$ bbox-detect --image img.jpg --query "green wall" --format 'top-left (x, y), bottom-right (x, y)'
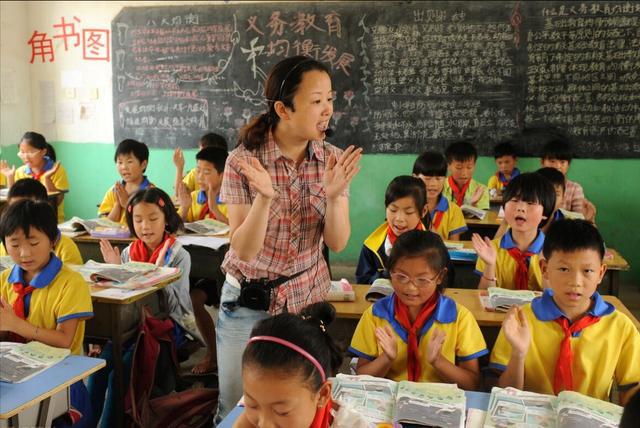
top-left (1, 142), bottom-right (638, 286)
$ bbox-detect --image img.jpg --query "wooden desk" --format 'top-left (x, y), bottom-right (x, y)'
top-left (0, 356), bottom-right (105, 426)
top-left (85, 272), bottom-right (180, 428)
top-left (332, 285), bottom-right (640, 331)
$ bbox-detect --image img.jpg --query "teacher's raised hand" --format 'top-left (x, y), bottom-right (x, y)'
top-left (324, 145), bottom-right (363, 200)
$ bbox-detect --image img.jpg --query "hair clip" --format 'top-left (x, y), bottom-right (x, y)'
top-left (127, 204), bottom-right (133, 213)
top-left (158, 198), bottom-right (165, 208)
top-left (318, 320), bottom-right (326, 333)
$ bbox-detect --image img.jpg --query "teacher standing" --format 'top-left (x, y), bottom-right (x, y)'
top-left (215, 56), bottom-right (362, 421)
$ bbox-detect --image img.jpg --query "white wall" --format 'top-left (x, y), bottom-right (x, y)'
top-left (1, 1), bottom-right (231, 145)
top-left (1, 1), bottom-right (32, 147)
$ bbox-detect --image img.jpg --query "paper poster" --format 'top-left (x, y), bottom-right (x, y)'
top-left (61, 69), bottom-right (83, 88)
top-left (0, 69), bottom-right (17, 104)
top-left (39, 80), bottom-right (56, 125)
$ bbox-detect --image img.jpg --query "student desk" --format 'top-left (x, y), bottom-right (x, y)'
top-left (218, 390), bottom-right (490, 427)
top-left (72, 234), bottom-right (229, 287)
top-left (462, 210), bottom-right (502, 239)
top-left (0, 355), bottom-right (105, 427)
top-left (448, 241), bottom-right (630, 296)
top-left (332, 285), bottom-right (639, 329)
top-left (84, 272), bottom-right (180, 428)
top-left (0, 190), bottom-right (64, 216)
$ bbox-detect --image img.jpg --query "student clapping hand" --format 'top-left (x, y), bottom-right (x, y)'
top-left (375, 325), bottom-right (398, 362)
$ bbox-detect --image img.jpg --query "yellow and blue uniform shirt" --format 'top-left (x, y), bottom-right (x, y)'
top-left (182, 168), bottom-right (197, 193)
top-left (443, 178), bottom-right (489, 210)
top-left (349, 293), bottom-right (488, 382)
top-left (182, 190), bottom-right (228, 223)
top-left (0, 231), bottom-right (82, 265)
top-left (98, 176), bottom-right (152, 225)
top-left (487, 168), bottom-right (521, 192)
top-left (475, 230), bottom-right (545, 291)
top-left (429, 195), bottom-right (468, 240)
top-left (490, 289), bottom-right (640, 400)
top-left (356, 223), bottom-right (391, 285)
top-left (14, 159), bottom-right (69, 223)
top-left (0, 255), bottom-right (93, 355)
top-left (0, 174), bottom-right (6, 187)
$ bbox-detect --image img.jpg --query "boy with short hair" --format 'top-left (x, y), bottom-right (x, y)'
top-left (177, 147), bottom-right (228, 224)
top-left (0, 178), bottom-right (82, 265)
top-left (488, 141), bottom-right (520, 195)
top-left (473, 173), bottom-right (555, 290)
top-left (98, 139), bottom-right (153, 224)
top-left (540, 137), bottom-right (596, 221)
top-left (442, 140), bottom-right (490, 210)
top-left (536, 167), bottom-right (568, 233)
top-left (413, 151), bottom-right (467, 241)
top-left (173, 132), bottom-right (228, 195)
top-left (489, 219), bottom-right (640, 404)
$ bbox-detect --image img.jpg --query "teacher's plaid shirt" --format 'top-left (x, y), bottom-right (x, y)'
top-left (220, 133), bottom-right (347, 315)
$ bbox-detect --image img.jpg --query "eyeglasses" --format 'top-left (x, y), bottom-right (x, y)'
top-left (390, 271), bottom-right (442, 288)
top-left (17, 151), bottom-right (42, 157)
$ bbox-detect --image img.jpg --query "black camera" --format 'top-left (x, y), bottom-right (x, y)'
top-left (238, 279), bottom-right (274, 311)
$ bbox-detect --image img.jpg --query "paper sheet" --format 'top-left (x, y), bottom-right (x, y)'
top-left (177, 235), bottom-right (229, 250)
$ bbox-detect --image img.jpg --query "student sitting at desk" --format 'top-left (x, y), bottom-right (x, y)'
top-left (487, 141), bottom-right (520, 197)
top-left (540, 134), bottom-right (596, 223)
top-left (0, 178), bottom-right (82, 265)
top-left (489, 219), bottom-right (640, 403)
top-left (234, 302), bottom-right (367, 428)
top-left (473, 173), bottom-right (555, 291)
top-left (0, 131), bottom-right (69, 222)
top-left (413, 151), bottom-right (467, 241)
top-left (442, 140), bottom-right (489, 210)
top-left (177, 146), bottom-right (229, 224)
top-left (0, 200), bottom-right (94, 426)
top-left (173, 132), bottom-right (228, 196)
top-left (356, 176), bottom-right (428, 284)
top-left (98, 139), bottom-right (153, 225)
top-left (350, 230), bottom-right (487, 390)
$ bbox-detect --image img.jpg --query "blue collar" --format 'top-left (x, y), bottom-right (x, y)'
top-left (532, 288), bottom-right (614, 325)
top-left (430, 194), bottom-right (449, 216)
top-left (498, 168), bottom-right (520, 184)
top-left (500, 229), bottom-right (545, 254)
top-left (8, 254), bottom-right (63, 289)
top-left (120, 175), bottom-right (150, 189)
top-left (24, 156), bottom-right (54, 175)
top-left (196, 191), bottom-right (222, 205)
top-left (372, 293), bottom-right (457, 343)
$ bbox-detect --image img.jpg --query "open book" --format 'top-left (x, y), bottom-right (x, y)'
top-left (0, 255), bottom-right (13, 271)
top-left (332, 374), bottom-right (466, 427)
top-left (462, 204), bottom-right (487, 220)
top-left (479, 287), bottom-right (539, 312)
top-left (0, 341), bottom-right (70, 383)
top-left (326, 279), bottom-right (355, 302)
top-left (558, 208), bottom-right (585, 220)
top-left (183, 218), bottom-right (229, 236)
top-left (484, 387), bottom-right (622, 427)
top-left (365, 278), bottom-right (394, 302)
top-left (70, 260), bottom-right (179, 290)
top-left (58, 216), bottom-right (131, 238)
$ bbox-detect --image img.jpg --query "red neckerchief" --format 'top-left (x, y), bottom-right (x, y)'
top-left (431, 210), bottom-right (445, 231)
top-left (309, 397), bottom-right (333, 428)
top-left (393, 292), bottom-right (438, 382)
top-left (198, 203), bottom-right (216, 220)
top-left (129, 233), bottom-right (176, 264)
top-left (447, 176), bottom-right (470, 206)
top-left (10, 282), bottom-right (36, 342)
top-left (507, 247), bottom-right (535, 290)
top-left (386, 221), bottom-right (425, 246)
top-left (553, 315), bottom-right (601, 394)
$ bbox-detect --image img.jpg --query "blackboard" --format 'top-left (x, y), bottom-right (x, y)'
top-left (112, 1), bottom-right (640, 158)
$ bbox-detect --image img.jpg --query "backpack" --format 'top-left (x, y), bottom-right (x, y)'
top-left (125, 306), bottom-right (218, 428)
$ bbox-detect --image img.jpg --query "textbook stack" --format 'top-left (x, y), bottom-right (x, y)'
top-left (480, 287), bottom-right (539, 312)
top-left (331, 374), bottom-right (466, 427)
top-left (445, 241), bottom-right (478, 262)
top-left (70, 260), bottom-right (179, 290)
top-left (183, 218), bottom-right (230, 236)
top-left (484, 387), bottom-right (623, 428)
top-left (58, 216), bottom-right (130, 238)
top-left (0, 341), bottom-right (70, 383)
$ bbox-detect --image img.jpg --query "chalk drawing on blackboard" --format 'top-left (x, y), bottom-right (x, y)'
top-left (208, 14), bottom-right (240, 85)
top-left (233, 81), bottom-right (266, 107)
top-left (116, 23), bottom-right (128, 46)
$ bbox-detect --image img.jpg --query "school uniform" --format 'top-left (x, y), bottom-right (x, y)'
top-left (182, 168), bottom-right (197, 193)
top-left (0, 231), bottom-right (83, 265)
top-left (182, 190), bottom-right (228, 223)
top-left (443, 177), bottom-right (489, 210)
top-left (97, 176), bottom-right (152, 225)
top-left (0, 255), bottom-right (93, 355)
top-left (14, 159), bottom-right (69, 222)
top-left (475, 230), bottom-right (545, 291)
top-left (355, 223), bottom-right (391, 285)
top-left (487, 168), bottom-right (521, 192)
top-left (0, 174), bottom-right (6, 186)
top-left (429, 195), bottom-right (468, 240)
top-left (349, 293), bottom-right (488, 382)
top-left (490, 289), bottom-right (640, 400)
